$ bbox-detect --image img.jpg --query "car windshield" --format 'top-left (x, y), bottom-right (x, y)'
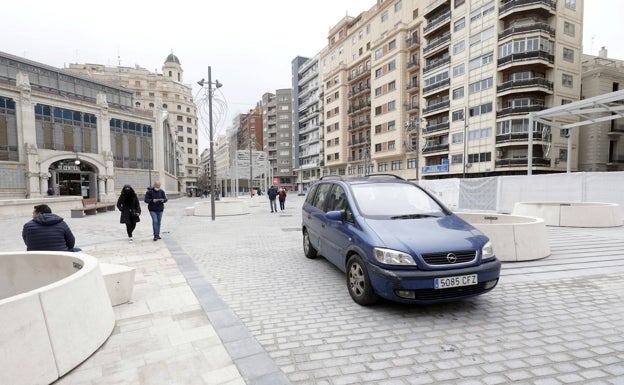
top-left (351, 183), bottom-right (446, 218)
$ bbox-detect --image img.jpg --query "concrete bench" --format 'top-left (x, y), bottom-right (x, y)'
top-left (99, 263), bottom-right (136, 306)
top-left (71, 198), bottom-right (115, 218)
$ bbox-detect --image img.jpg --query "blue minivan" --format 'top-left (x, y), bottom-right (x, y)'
top-left (302, 174), bottom-right (501, 305)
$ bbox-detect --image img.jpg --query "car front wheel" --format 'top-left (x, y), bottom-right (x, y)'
top-left (347, 255), bottom-right (378, 305)
top-left (303, 229), bottom-right (318, 259)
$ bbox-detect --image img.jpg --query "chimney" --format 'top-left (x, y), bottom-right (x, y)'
top-left (599, 46), bottom-right (608, 58)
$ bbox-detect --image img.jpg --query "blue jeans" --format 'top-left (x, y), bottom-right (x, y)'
top-left (269, 199), bottom-right (277, 212)
top-left (149, 210), bottom-right (163, 237)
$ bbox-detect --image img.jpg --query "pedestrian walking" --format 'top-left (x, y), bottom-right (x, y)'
top-left (117, 184), bottom-right (141, 243)
top-left (22, 204), bottom-right (81, 252)
top-left (267, 185), bottom-right (278, 213)
top-left (278, 188), bottom-right (287, 211)
top-left (145, 181), bottom-right (168, 241)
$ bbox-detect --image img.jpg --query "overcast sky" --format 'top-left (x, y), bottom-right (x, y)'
top-left (1, 1), bottom-right (618, 150)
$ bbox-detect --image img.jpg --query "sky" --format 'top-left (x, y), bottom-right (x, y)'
top-left (1, 0), bottom-right (619, 151)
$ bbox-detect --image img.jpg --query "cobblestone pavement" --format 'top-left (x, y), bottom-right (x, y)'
top-left (169, 195), bottom-right (624, 385)
top-left (3, 195), bottom-right (624, 385)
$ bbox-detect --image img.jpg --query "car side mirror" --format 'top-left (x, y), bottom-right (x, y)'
top-left (326, 210), bottom-right (344, 221)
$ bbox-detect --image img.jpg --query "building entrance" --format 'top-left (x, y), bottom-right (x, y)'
top-left (49, 159), bottom-right (97, 198)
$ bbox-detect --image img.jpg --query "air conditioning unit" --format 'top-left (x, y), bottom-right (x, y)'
top-left (465, 163), bottom-right (472, 168)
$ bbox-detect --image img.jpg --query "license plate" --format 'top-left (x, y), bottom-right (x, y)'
top-left (434, 274), bottom-right (478, 289)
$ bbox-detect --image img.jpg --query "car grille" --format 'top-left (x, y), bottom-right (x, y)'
top-left (414, 282), bottom-right (492, 300)
top-left (421, 250), bottom-right (476, 265)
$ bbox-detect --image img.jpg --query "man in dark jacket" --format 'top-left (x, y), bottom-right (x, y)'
top-left (145, 181), bottom-right (168, 241)
top-left (267, 185), bottom-right (278, 213)
top-left (22, 204), bottom-right (80, 251)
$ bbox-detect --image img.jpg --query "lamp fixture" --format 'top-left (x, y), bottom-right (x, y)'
top-left (74, 152), bottom-right (81, 165)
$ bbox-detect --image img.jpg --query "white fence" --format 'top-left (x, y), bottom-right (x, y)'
top-left (419, 171), bottom-right (624, 219)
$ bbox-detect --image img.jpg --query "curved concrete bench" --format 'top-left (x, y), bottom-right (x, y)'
top-left (0, 252), bottom-right (115, 385)
top-left (456, 212), bottom-right (551, 262)
top-left (194, 198), bottom-right (250, 216)
top-left (512, 202), bottom-right (622, 227)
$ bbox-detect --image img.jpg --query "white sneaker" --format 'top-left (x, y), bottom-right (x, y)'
top-left (129, 238), bottom-right (133, 243)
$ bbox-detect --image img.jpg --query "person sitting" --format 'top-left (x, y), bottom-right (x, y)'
top-left (22, 204), bottom-right (81, 252)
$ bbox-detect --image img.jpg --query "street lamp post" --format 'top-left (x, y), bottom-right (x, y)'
top-left (249, 128), bottom-right (253, 197)
top-left (198, 67), bottom-right (222, 221)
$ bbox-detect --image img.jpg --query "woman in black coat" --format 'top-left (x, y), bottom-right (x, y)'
top-left (117, 184), bottom-right (141, 242)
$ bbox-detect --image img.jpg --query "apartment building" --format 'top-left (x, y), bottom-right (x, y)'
top-left (238, 107), bottom-right (264, 192)
top-left (262, 89), bottom-right (295, 189)
top-left (67, 53), bottom-right (200, 193)
top-left (318, 0), bottom-right (583, 180)
top-left (580, 47), bottom-right (624, 171)
top-left (292, 55), bottom-right (323, 192)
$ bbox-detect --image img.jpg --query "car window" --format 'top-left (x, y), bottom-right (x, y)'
top-left (312, 183), bottom-right (332, 211)
top-left (305, 184), bottom-right (318, 205)
top-left (351, 183), bottom-right (445, 217)
top-left (327, 185), bottom-right (348, 212)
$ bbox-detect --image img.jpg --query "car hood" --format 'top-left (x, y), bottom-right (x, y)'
top-left (364, 214), bottom-right (487, 254)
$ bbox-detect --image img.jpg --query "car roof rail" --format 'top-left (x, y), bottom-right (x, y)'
top-left (363, 173), bottom-right (405, 181)
top-left (319, 175), bottom-right (344, 181)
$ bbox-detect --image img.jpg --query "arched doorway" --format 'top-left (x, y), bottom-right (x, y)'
top-left (49, 159), bottom-right (98, 198)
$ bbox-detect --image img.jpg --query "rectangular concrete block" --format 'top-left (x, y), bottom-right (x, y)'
top-left (100, 263), bottom-right (136, 306)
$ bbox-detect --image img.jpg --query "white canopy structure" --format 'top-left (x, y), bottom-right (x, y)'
top-left (528, 89), bottom-right (624, 175)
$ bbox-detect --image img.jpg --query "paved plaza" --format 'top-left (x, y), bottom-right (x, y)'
top-left (2, 195), bottom-right (624, 385)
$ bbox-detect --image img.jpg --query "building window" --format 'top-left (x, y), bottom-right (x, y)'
top-left (378, 162), bottom-right (388, 171)
top-left (565, 0), bottom-right (576, 10)
top-left (394, 0), bottom-right (402, 12)
top-left (562, 73), bottom-right (573, 88)
top-left (455, 0), bottom-right (465, 7)
top-left (375, 68), bottom-right (383, 78)
top-left (563, 47), bottom-right (574, 62)
top-left (468, 77), bottom-right (493, 93)
top-left (388, 141), bottom-right (395, 150)
top-left (388, 80), bottom-right (396, 91)
top-left (375, 48), bottom-right (383, 59)
top-left (453, 64), bottom-right (465, 77)
top-left (387, 101), bottom-right (396, 111)
top-left (452, 87), bottom-right (464, 100)
top-left (452, 132), bottom-right (464, 144)
top-left (564, 21), bottom-right (575, 37)
top-left (381, 11), bottom-right (388, 22)
top-left (454, 18), bottom-right (465, 32)
top-left (453, 40), bottom-right (465, 55)
top-left (388, 121), bottom-right (396, 131)
top-left (391, 160), bottom-right (402, 170)
top-left (375, 87), bottom-right (382, 96)
top-left (452, 109), bottom-right (464, 121)
top-left (388, 60), bottom-right (396, 71)
top-left (388, 39), bottom-right (396, 51)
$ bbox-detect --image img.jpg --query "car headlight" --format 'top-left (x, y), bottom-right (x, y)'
top-left (373, 247), bottom-right (416, 266)
top-left (482, 241), bottom-right (495, 261)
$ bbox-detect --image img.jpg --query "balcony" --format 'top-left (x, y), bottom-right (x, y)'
top-left (495, 131), bottom-right (544, 143)
top-left (423, 56), bottom-right (450, 74)
top-left (498, 23), bottom-right (555, 40)
top-left (423, 10), bottom-right (451, 36)
top-left (347, 137), bottom-right (369, 147)
top-left (423, 78), bottom-right (450, 95)
top-left (406, 80), bottom-right (420, 91)
top-left (499, 0), bottom-right (557, 18)
top-left (348, 85), bottom-right (371, 98)
top-left (497, 77), bottom-right (553, 93)
top-left (348, 119), bottom-right (371, 130)
top-left (347, 102), bottom-right (371, 114)
top-left (497, 50), bottom-right (554, 67)
top-left (407, 58), bottom-right (420, 70)
top-left (348, 155), bottom-right (368, 162)
top-left (423, 34), bottom-right (451, 55)
top-left (423, 121), bottom-right (450, 134)
top-left (348, 69), bottom-right (370, 83)
top-left (423, 99), bottom-right (450, 115)
top-left (496, 104), bottom-right (546, 118)
top-left (495, 157), bottom-right (550, 168)
top-left (422, 143), bottom-right (449, 154)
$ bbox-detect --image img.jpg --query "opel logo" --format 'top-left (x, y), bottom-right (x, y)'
top-left (446, 253), bottom-right (458, 264)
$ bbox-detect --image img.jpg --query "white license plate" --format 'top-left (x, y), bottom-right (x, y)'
top-left (434, 274), bottom-right (478, 289)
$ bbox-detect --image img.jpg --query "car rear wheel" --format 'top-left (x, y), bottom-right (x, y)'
top-left (347, 255), bottom-right (378, 305)
top-left (303, 229), bottom-right (318, 259)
